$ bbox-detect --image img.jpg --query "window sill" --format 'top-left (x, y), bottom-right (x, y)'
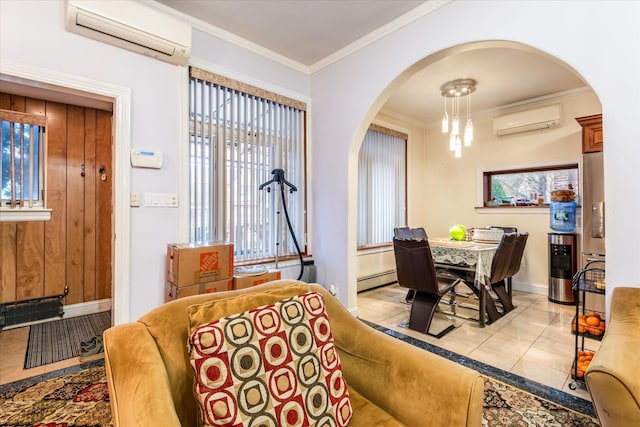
top-left (475, 206), bottom-right (550, 214)
top-left (0, 208), bottom-right (52, 222)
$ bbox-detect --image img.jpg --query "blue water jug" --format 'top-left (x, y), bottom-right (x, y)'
top-left (550, 201), bottom-right (577, 232)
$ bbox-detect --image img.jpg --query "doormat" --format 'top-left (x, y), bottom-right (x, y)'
top-left (24, 311), bottom-right (111, 369)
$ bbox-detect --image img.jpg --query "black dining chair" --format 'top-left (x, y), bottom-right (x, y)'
top-left (394, 227), bottom-right (429, 303)
top-left (456, 232), bottom-right (517, 323)
top-left (393, 231), bottom-right (462, 335)
top-left (492, 232), bottom-right (529, 312)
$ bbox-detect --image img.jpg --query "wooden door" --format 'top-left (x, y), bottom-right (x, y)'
top-left (0, 93), bottom-right (113, 305)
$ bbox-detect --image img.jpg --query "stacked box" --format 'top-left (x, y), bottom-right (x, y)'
top-left (165, 241), bottom-right (234, 301)
top-left (165, 279), bottom-right (233, 302)
top-left (233, 270), bottom-right (281, 290)
top-left (166, 241), bottom-right (234, 286)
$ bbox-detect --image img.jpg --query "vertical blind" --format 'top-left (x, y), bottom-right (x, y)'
top-left (189, 68), bottom-right (306, 262)
top-left (1, 110), bottom-right (46, 207)
top-left (358, 126), bottom-right (407, 246)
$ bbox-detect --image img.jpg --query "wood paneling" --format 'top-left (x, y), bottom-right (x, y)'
top-left (0, 93), bottom-right (113, 305)
top-left (84, 109), bottom-right (97, 302)
top-left (95, 109), bottom-right (112, 300)
top-left (44, 102), bottom-right (68, 298)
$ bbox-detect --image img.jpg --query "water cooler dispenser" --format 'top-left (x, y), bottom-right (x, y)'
top-left (548, 233), bottom-right (578, 304)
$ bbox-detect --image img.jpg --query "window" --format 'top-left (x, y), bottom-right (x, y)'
top-left (189, 67), bottom-right (306, 263)
top-left (1, 109), bottom-right (50, 221)
top-left (357, 125), bottom-right (407, 247)
top-left (483, 164), bottom-right (579, 207)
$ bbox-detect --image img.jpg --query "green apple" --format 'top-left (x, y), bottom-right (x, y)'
top-left (449, 224), bottom-right (466, 241)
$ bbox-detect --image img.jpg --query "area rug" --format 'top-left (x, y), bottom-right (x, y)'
top-left (365, 320), bottom-right (600, 423)
top-left (24, 311), bottom-right (111, 369)
top-left (0, 361), bottom-right (598, 427)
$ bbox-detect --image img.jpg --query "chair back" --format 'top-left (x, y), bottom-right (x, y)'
top-left (393, 236), bottom-right (442, 296)
top-left (489, 232), bottom-right (517, 283)
top-left (506, 232), bottom-right (528, 278)
top-left (394, 227), bottom-right (427, 240)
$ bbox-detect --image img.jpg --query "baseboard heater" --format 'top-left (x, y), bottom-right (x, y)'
top-left (0, 294), bottom-right (66, 329)
top-left (357, 270), bottom-right (398, 292)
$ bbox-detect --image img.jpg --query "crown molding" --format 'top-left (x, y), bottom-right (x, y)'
top-left (388, 86), bottom-right (593, 130)
top-left (309, 0), bottom-right (452, 74)
top-left (148, 0), bottom-right (451, 76)
top-left (146, 1), bottom-right (311, 74)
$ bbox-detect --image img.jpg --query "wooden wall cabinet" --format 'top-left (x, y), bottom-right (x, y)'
top-left (576, 114), bottom-right (603, 153)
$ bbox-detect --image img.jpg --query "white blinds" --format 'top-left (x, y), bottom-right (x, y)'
top-left (189, 69), bottom-right (306, 262)
top-left (357, 127), bottom-right (406, 246)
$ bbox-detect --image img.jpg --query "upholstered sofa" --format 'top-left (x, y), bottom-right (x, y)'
top-left (103, 280), bottom-right (484, 426)
top-left (585, 286), bottom-right (640, 427)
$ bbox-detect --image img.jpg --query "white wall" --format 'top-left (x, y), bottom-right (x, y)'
top-left (0, 0), bottom-right (310, 322)
top-left (311, 0), bottom-right (640, 312)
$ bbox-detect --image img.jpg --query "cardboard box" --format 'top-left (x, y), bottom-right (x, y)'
top-left (233, 270), bottom-right (281, 290)
top-left (167, 241), bottom-right (234, 286)
top-left (165, 278), bottom-right (233, 302)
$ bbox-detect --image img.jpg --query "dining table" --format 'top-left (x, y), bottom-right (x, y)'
top-left (428, 237), bottom-right (500, 327)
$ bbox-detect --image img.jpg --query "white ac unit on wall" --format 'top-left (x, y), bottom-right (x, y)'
top-left (493, 104), bottom-right (561, 136)
top-left (65, 0), bottom-right (191, 66)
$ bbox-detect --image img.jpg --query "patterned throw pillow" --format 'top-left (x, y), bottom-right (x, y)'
top-left (188, 291), bottom-right (353, 427)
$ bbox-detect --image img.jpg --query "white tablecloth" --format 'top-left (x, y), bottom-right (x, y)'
top-left (428, 238), bottom-right (498, 287)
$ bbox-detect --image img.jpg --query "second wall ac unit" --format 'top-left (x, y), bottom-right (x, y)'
top-left (66, 0), bottom-right (191, 66)
top-left (493, 104), bottom-right (561, 136)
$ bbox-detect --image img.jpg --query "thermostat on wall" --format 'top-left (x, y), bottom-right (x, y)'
top-left (131, 149), bottom-right (163, 169)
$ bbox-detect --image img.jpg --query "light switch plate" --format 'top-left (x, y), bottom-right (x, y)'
top-left (130, 193), bottom-right (141, 207)
top-left (143, 193), bottom-right (178, 207)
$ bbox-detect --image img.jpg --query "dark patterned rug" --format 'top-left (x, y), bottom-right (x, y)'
top-left (24, 312), bottom-right (111, 369)
top-left (0, 360), bottom-right (598, 426)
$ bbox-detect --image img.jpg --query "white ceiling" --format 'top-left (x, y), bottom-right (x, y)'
top-left (154, 0), bottom-right (590, 126)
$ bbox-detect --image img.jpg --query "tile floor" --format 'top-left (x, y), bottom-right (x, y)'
top-left (356, 283), bottom-right (601, 401)
top-left (0, 322), bottom-right (91, 386)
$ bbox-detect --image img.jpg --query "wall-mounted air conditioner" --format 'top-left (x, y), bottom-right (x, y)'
top-left (493, 104), bottom-right (561, 136)
top-left (65, 0), bottom-right (191, 66)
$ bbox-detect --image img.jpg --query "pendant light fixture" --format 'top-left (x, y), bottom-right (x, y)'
top-left (440, 79), bottom-right (476, 157)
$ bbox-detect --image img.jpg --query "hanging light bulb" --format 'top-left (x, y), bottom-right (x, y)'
top-left (451, 95), bottom-right (460, 137)
top-left (464, 93), bottom-right (473, 146)
top-left (449, 130), bottom-right (456, 151)
top-left (441, 96), bottom-right (449, 133)
top-left (464, 119), bottom-right (473, 146)
top-left (454, 136), bottom-right (462, 158)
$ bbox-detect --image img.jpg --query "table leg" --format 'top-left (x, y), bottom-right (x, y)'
top-left (478, 280), bottom-right (486, 328)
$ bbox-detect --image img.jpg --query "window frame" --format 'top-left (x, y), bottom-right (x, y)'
top-left (482, 163), bottom-right (579, 209)
top-left (0, 109), bottom-right (51, 222)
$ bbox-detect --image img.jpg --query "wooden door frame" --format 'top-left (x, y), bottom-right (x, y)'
top-left (1, 61), bottom-right (131, 325)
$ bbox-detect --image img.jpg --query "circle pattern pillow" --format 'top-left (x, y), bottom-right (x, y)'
top-left (188, 291), bottom-right (353, 427)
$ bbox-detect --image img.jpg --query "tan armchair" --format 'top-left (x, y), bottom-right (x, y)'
top-left (104, 280), bottom-right (484, 426)
top-left (585, 287), bottom-right (640, 427)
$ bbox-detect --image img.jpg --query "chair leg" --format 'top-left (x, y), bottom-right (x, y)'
top-left (493, 280), bottom-right (515, 313)
top-left (461, 281), bottom-right (502, 323)
top-left (405, 289), bottom-right (415, 303)
top-left (408, 291), bottom-right (441, 334)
